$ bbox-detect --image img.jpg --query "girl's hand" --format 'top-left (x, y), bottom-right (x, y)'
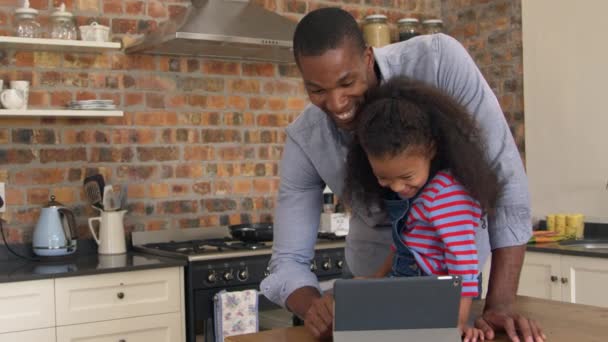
top-left (460, 324), bottom-right (485, 342)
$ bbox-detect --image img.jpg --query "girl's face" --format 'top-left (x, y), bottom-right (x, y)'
top-left (367, 146), bottom-right (435, 199)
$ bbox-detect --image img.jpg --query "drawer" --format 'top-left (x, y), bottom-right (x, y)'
top-left (55, 267), bottom-right (180, 325)
top-left (0, 327), bottom-right (55, 342)
top-left (56, 312), bottom-right (182, 342)
top-left (0, 279), bottom-right (55, 333)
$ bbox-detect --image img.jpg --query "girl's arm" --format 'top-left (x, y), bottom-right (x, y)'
top-left (458, 297), bottom-right (473, 329)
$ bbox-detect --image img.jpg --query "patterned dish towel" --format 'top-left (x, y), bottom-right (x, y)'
top-left (214, 289), bottom-right (259, 342)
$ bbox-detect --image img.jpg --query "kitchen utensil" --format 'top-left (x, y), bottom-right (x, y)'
top-left (33, 195), bottom-right (77, 257)
top-left (119, 184), bottom-right (128, 210)
top-left (103, 185), bottom-right (119, 211)
top-left (88, 209), bottom-right (127, 254)
top-left (83, 174), bottom-right (105, 210)
top-left (229, 223), bottom-right (273, 242)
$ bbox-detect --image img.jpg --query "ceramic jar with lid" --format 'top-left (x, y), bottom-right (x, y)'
top-left (50, 2), bottom-right (78, 40)
top-left (422, 19), bottom-right (444, 34)
top-left (14, 0), bottom-right (41, 38)
top-left (362, 14), bottom-right (391, 47)
top-left (397, 18), bottom-right (420, 42)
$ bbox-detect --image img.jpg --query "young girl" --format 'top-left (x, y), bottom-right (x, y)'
top-left (343, 77), bottom-right (501, 342)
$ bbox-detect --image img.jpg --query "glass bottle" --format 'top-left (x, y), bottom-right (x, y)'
top-left (397, 18), bottom-right (420, 42)
top-left (362, 14), bottom-right (391, 48)
top-left (50, 3), bottom-right (78, 40)
top-left (14, 0), bottom-right (41, 38)
top-left (422, 19), bottom-right (444, 35)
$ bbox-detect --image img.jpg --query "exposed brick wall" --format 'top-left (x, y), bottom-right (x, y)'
top-left (441, 0), bottom-right (525, 159)
top-left (0, 0), bottom-right (441, 243)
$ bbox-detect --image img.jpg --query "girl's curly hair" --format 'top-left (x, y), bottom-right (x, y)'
top-left (343, 77), bottom-right (502, 214)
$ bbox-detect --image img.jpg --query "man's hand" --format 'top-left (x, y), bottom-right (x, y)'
top-left (303, 292), bottom-right (334, 338)
top-left (475, 307), bottom-right (545, 342)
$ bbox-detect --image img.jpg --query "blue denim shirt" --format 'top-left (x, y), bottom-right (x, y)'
top-left (260, 34), bottom-right (532, 308)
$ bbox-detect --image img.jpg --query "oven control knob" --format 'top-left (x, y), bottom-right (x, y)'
top-left (238, 270), bottom-right (249, 281)
top-left (310, 262), bottom-right (317, 272)
top-left (223, 272), bottom-right (234, 281)
top-left (336, 260), bottom-right (344, 269)
top-left (322, 260), bottom-right (332, 270)
top-left (207, 272), bottom-right (217, 283)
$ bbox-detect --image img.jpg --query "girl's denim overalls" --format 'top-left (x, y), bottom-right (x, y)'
top-left (383, 195), bottom-right (423, 277)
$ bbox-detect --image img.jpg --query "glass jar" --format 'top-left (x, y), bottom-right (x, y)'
top-left (422, 19), bottom-right (444, 35)
top-left (50, 3), bottom-right (77, 40)
top-left (397, 18), bottom-right (420, 42)
top-left (14, 0), bottom-right (41, 38)
top-left (362, 14), bottom-right (391, 48)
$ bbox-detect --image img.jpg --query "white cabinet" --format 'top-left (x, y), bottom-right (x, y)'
top-left (560, 255), bottom-right (608, 307)
top-left (56, 313), bottom-right (181, 342)
top-left (0, 279), bottom-right (55, 334)
top-left (518, 252), bottom-right (608, 307)
top-left (518, 252), bottom-right (562, 301)
top-left (0, 328), bottom-right (55, 342)
top-left (0, 266), bottom-right (185, 342)
top-left (55, 267), bottom-right (181, 325)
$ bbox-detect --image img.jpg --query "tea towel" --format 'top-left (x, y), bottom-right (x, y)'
top-left (214, 289), bottom-right (259, 342)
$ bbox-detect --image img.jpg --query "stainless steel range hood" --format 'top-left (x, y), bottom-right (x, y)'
top-left (125, 0), bottom-right (296, 63)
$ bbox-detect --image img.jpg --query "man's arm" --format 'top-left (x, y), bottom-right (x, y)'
top-left (259, 134), bottom-right (324, 312)
top-left (434, 32), bottom-right (532, 295)
top-left (433, 34), bottom-right (544, 341)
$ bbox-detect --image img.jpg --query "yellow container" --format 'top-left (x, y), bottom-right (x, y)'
top-left (555, 214), bottom-right (566, 235)
top-left (574, 214), bottom-right (585, 239)
top-left (566, 214), bottom-right (577, 237)
top-left (362, 14), bottom-right (391, 48)
top-left (546, 214), bottom-right (556, 232)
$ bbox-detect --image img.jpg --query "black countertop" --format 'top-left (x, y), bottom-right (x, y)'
top-left (527, 241), bottom-right (608, 259)
top-left (0, 252), bottom-right (186, 284)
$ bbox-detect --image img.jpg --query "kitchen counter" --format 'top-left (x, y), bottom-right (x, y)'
top-left (0, 251), bottom-right (186, 283)
top-left (226, 296), bottom-right (608, 342)
top-left (527, 241), bottom-right (608, 258)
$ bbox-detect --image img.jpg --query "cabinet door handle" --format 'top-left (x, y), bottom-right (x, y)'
top-left (561, 277), bottom-right (568, 284)
top-left (550, 275), bottom-right (558, 282)
top-left (117, 292), bottom-right (125, 299)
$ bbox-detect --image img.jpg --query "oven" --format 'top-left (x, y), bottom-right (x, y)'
top-left (133, 228), bottom-right (345, 342)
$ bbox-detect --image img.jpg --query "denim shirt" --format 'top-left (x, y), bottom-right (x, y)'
top-left (260, 34), bottom-right (532, 308)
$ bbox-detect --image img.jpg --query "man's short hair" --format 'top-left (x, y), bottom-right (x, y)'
top-left (293, 8), bottom-right (366, 63)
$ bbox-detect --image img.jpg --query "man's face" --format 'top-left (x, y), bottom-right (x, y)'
top-left (297, 43), bottom-right (376, 130)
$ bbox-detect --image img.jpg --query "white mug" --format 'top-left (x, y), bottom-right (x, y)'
top-left (10, 80), bottom-right (29, 110)
top-left (0, 89), bottom-right (25, 110)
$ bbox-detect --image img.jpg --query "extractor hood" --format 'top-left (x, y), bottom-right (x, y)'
top-left (125, 0), bottom-right (296, 63)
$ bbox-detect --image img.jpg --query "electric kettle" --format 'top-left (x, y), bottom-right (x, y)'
top-left (32, 195), bottom-right (77, 257)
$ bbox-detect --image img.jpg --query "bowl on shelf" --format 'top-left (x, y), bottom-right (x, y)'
top-left (79, 22), bottom-right (110, 42)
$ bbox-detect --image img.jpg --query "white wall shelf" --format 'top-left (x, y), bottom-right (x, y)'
top-left (0, 36), bottom-right (121, 53)
top-left (0, 109), bottom-right (123, 117)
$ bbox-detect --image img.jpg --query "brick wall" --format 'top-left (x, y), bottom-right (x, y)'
top-left (441, 0), bottom-right (525, 158)
top-left (0, 0), bottom-right (441, 243)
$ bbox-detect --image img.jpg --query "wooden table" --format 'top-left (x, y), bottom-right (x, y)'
top-left (226, 296), bottom-right (608, 342)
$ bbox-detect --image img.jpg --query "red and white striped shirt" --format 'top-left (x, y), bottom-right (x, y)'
top-left (392, 170), bottom-right (481, 297)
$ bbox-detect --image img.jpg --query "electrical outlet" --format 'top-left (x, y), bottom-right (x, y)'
top-left (0, 182), bottom-right (5, 213)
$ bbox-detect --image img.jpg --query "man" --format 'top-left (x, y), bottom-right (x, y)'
top-left (260, 7), bottom-right (544, 342)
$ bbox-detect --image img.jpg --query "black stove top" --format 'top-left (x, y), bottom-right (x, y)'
top-left (143, 237), bottom-right (269, 255)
